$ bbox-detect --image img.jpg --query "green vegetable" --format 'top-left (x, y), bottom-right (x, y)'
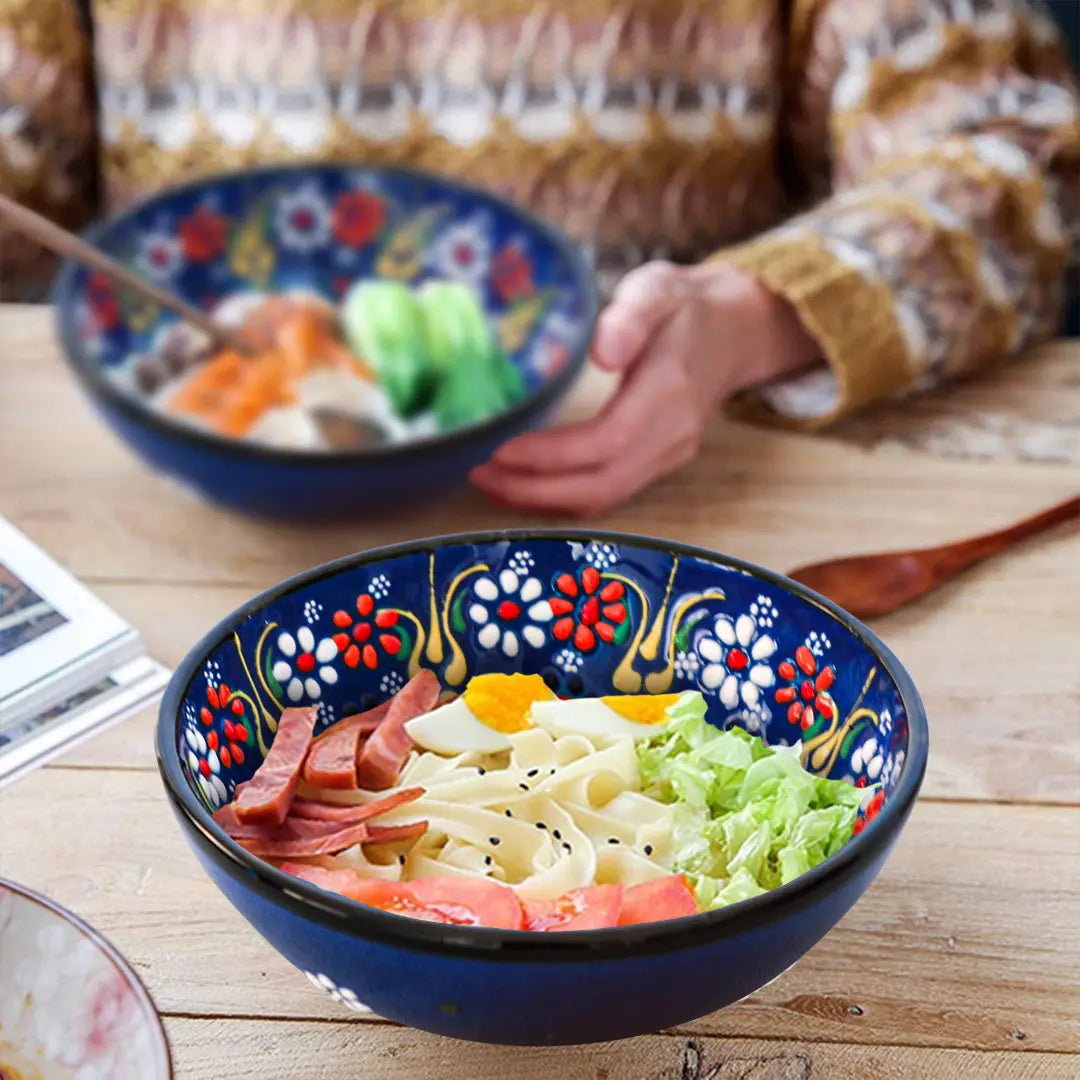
top-left (341, 281), bottom-right (434, 416)
top-left (638, 694), bottom-right (866, 909)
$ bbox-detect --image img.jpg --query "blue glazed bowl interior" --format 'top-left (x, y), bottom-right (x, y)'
top-left (159, 531), bottom-right (926, 1043)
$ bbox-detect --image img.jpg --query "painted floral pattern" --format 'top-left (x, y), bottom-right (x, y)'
top-left (273, 626), bottom-right (339, 702)
top-left (275, 185), bottom-right (332, 253)
top-left (177, 538), bottom-right (913, 839)
top-left (304, 971), bottom-right (369, 1013)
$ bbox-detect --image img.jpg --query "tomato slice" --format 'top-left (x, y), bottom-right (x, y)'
top-left (618, 875), bottom-right (699, 926)
top-left (522, 884), bottom-right (623, 932)
top-left (408, 876), bottom-right (525, 930)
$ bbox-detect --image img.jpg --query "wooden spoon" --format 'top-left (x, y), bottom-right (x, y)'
top-left (0, 191), bottom-right (254, 354)
top-left (788, 495), bottom-right (1078, 618)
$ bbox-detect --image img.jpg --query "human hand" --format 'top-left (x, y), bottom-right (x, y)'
top-left (470, 260), bottom-right (821, 515)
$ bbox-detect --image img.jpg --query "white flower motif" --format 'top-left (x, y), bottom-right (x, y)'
top-left (316, 701), bottom-right (337, 728)
top-left (469, 568), bottom-right (551, 657)
top-left (851, 735), bottom-right (884, 780)
top-left (273, 626), bottom-right (340, 702)
top-left (303, 599), bottom-right (324, 624)
top-left (805, 630), bottom-right (832, 656)
top-left (380, 671), bottom-right (405, 696)
top-left (136, 232), bottom-right (184, 283)
top-left (276, 184), bottom-right (332, 252)
top-left (883, 748), bottom-right (906, 789)
top-left (554, 648), bottom-right (583, 674)
top-left (507, 549), bottom-right (535, 575)
top-left (204, 659), bottom-right (222, 691)
top-left (428, 213), bottom-right (492, 287)
top-left (674, 650), bottom-right (700, 680)
top-left (369, 574), bottom-right (392, 600)
top-left (569, 541), bottom-right (619, 568)
top-left (695, 612), bottom-right (777, 712)
top-left (182, 721), bottom-right (229, 807)
top-left (304, 971), bottom-right (368, 1013)
top-left (748, 594), bottom-right (779, 628)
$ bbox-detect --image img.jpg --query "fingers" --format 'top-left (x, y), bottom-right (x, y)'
top-left (591, 261), bottom-right (687, 373)
top-left (490, 332), bottom-right (678, 473)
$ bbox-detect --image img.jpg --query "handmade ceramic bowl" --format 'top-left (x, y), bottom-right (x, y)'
top-left (52, 165), bottom-right (597, 519)
top-left (156, 531), bottom-right (928, 1046)
top-left (0, 878), bottom-right (172, 1078)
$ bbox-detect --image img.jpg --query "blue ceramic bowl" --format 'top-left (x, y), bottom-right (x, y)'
top-left (53, 166), bottom-right (597, 519)
top-left (156, 531), bottom-right (927, 1045)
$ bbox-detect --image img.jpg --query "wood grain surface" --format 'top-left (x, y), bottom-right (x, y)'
top-left (0, 305), bottom-right (1077, 1079)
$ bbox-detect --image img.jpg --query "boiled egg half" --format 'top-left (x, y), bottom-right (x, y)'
top-left (404, 672), bottom-right (555, 754)
top-left (529, 691), bottom-right (693, 740)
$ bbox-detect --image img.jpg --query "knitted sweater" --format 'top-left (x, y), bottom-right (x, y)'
top-left (2, 0), bottom-right (1077, 424)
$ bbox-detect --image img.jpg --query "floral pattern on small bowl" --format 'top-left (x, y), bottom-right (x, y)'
top-left (0, 879), bottom-right (172, 1079)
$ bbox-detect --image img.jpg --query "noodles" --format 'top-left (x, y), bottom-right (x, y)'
top-left (305, 728), bottom-right (677, 900)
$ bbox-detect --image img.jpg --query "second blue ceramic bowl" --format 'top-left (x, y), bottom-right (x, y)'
top-left (157, 530), bottom-right (927, 1045)
top-left (53, 165), bottom-right (597, 519)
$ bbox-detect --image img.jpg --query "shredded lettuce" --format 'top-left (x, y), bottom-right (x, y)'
top-left (638, 693), bottom-right (867, 909)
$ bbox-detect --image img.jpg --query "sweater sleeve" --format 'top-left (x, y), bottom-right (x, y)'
top-left (0, 0), bottom-right (97, 300)
top-left (716, 0), bottom-right (1079, 426)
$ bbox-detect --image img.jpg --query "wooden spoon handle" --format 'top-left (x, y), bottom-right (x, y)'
top-left (921, 495), bottom-right (1078, 579)
top-left (0, 191), bottom-right (250, 354)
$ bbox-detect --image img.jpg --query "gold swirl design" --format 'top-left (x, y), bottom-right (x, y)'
top-left (637, 558), bottom-right (678, 664)
top-left (608, 572), bottom-right (653, 694)
top-left (439, 562), bottom-right (490, 686)
top-left (424, 551), bottom-right (443, 666)
top-left (388, 608), bottom-right (427, 679)
top-left (804, 668), bottom-right (879, 775)
top-left (643, 588), bottom-right (726, 693)
top-left (234, 624), bottom-right (281, 758)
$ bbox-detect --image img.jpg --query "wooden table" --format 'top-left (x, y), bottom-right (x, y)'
top-left (1, 305), bottom-right (1077, 1079)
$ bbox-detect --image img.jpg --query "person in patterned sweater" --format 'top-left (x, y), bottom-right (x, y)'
top-left (1, 0), bottom-right (1076, 512)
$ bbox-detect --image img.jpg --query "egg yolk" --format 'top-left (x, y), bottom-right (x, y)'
top-left (464, 673), bottom-right (555, 734)
top-left (601, 693), bottom-right (681, 726)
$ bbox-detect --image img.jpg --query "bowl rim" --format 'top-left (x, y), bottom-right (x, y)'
top-left (0, 875), bottom-right (174, 1077)
top-left (156, 528), bottom-right (929, 960)
top-left (51, 161), bottom-right (599, 465)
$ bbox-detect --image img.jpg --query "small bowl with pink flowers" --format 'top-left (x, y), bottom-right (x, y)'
top-left (0, 877), bottom-right (172, 1080)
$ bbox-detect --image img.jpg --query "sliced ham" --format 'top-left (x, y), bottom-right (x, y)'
top-left (281, 862), bottom-right (370, 899)
top-left (355, 670), bottom-right (440, 790)
top-left (364, 821), bottom-right (429, 845)
top-left (301, 701), bottom-right (391, 789)
top-left (238, 822), bottom-right (371, 858)
top-left (234, 706), bottom-right (318, 826)
top-left (214, 804), bottom-right (346, 841)
top-left (289, 787), bottom-right (424, 824)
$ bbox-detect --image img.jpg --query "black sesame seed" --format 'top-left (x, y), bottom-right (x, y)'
top-left (550, 768), bottom-right (557, 775)
top-left (398, 854), bottom-right (406, 865)
top-left (552, 829), bottom-right (562, 840)
top-left (536, 821), bottom-right (547, 830)
top-left (562, 842), bottom-right (572, 853)
top-left (519, 783), bottom-right (530, 791)
top-left (477, 767), bottom-right (486, 775)
top-left (504, 809), bottom-right (513, 818)
top-left (485, 855), bottom-right (493, 866)
top-left (489, 836), bottom-right (501, 846)
top-left (644, 845), bottom-right (653, 856)
top-left (527, 768), bottom-right (539, 777)
top-left (608, 838), bottom-right (619, 845)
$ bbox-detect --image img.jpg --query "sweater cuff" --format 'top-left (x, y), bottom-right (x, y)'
top-left (715, 232), bottom-right (916, 427)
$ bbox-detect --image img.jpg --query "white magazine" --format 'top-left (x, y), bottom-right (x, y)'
top-left (0, 517), bottom-right (170, 781)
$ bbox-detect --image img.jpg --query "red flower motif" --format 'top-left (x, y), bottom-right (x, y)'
top-left (775, 645), bottom-right (836, 731)
top-left (86, 273), bottom-right (120, 331)
top-left (491, 242), bottom-right (534, 303)
top-left (331, 593), bottom-right (402, 670)
top-left (178, 206), bottom-right (228, 263)
top-left (549, 566), bottom-right (627, 653)
top-left (197, 683), bottom-right (249, 771)
top-left (852, 789), bottom-right (885, 835)
top-left (332, 190), bottom-right (386, 249)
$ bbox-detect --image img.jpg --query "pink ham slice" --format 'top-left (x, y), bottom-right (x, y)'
top-left (280, 863), bottom-right (374, 900)
top-left (364, 821), bottom-right (428, 845)
top-left (288, 787), bottom-right (425, 824)
top-left (238, 822), bottom-right (371, 858)
top-left (301, 701), bottom-right (391, 789)
top-left (355, 670), bottom-right (441, 790)
top-left (234, 706), bottom-right (318, 827)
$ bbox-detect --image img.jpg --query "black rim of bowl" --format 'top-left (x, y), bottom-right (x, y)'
top-left (0, 876), bottom-right (174, 1076)
top-left (157, 529), bottom-right (929, 960)
top-left (51, 162), bottom-right (599, 465)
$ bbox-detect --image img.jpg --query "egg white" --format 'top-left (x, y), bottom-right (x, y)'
top-left (529, 693), bottom-right (690, 740)
top-left (404, 697), bottom-right (515, 755)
